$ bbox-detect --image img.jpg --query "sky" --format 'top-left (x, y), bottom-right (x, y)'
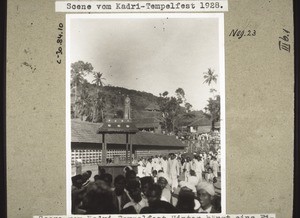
top-left (69, 16), bottom-right (222, 111)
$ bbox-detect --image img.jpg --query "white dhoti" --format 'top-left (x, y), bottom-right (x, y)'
top-left (170, 173), bottom-right (178, 191)
top-left (168, 159), bottom-right (180, 192)
top-left (196, 171), bottom-right (203, 183)
top-left (184, 170), bottom-right (190, 182)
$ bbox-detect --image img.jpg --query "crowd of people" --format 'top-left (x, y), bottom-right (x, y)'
top-left (72, 152), bottom-right (221, 214)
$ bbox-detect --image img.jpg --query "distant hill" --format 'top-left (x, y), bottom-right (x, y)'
top-left (71, 83), bottom-right (161, 119)
top-left (71, 83), bottom-right (210, 127)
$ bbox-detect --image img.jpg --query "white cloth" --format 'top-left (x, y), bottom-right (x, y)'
top-left (168, 159), bottom-right (179, 176)
top-left (183, 161), bottom-right (192, 181)
top-left (209, 159), bottom-right (214, 168)
top-left (153, 161), bottom-right (162, 171)
top-left (168, 159), bottom-right (179, 191)
top-left (194, 160), bottom-right (204, 182)
top-left (137, 165), bottom-right (145, 178)
top-left (161, 159), bottom-right (168, 173)
top-left (187, 175), bottom-right (199, 187)
top-left (198, 205), bottom-right (212, 213)
top-left (212, 160), bottom-right (219, 177)
top-left (157, 172), bottom-right (171, 185)
top-left (137, 161), bottom-right (145, 177)
top-left (161, 188), bottom-right (171, 203)
top-left (179, 181), bottom-right (197, 193)
top-left (191, 159), bottom-right (196, 171)
top-left (205, 173), bottom-right (214, 183)
top-left (123, 198), bottom-right (148, 214)
top-left (196, 182), bottom-right (215, 196)
top-left (177, 159), bottom-right (182, 173)
top-left (117, 196), bottom-right (122, 211)
top-left (183, 161), bottom-right (192, 172)
top-left (145, 162), bottom-right (153, 176)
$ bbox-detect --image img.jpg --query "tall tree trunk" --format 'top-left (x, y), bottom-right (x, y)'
top-left (74, 84), bottom-right (78, 118)
top-left (211, 119), bottom-right (215, 131)
top-left (172, 121), bottom-right (175, 132)
top-left (92, 105), bottom-right (97, 123)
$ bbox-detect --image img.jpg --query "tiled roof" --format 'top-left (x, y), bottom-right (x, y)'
top-left (133, 117), bottom-right (160, 124)
top-left (71, 120), bottom-right (185, 148)
top-left (189, 118), bottom-right (211, 127)
top-left (145, 103), bottom-right (160, 111)
top-left (197, 126), bottom-right (211, 133)
top-left (132, 117), bottom-right (161, 129)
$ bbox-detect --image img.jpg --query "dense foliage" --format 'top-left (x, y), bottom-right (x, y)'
top-left (71, 61), bottom-right (220, 134)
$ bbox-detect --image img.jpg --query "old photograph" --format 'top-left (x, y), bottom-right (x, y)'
top-left (66, 13), bottom-right (225, 215)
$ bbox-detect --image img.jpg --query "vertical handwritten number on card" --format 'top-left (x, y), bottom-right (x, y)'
top-left (278, 28), bottom-right (290, 53)
top-left (56, 47), bottom-right (62, 55)
top-left (56, 23), bottom-right (64, 64)
top-left (58, 23), bottom-right (63, 30)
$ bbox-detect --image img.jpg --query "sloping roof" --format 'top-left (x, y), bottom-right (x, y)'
top-left (71, 120), bottom-right (185, 148)
top-left (145, 103), bottom-right (160, 111)
top-left (132, 117), bottom-right (161, 129)
top-left (72, 120), bottom-right (101, 143)
top-left (197, 126), bottom-right (211, 133)
top-left (133, 111), bottom-right (162, 119)
top-left (189, 117), bottom-right (211, 127)
top-left (133, 132), bottom-right (184, 147)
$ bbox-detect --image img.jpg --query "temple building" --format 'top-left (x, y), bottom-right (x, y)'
top-left (132, 117), bottom-right (162, 133)
top-left (132, 102), bottom-right (162, 133)
top-left (188, 118), bottom-right (220, 134)
top-left (145, 102), bottom-right (160, 112)
top-left (71, 120), bottom-right (186, 165)
top-left (71, 96), bottom-right (186, 165)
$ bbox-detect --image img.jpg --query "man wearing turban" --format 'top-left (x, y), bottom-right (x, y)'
top-left (196, 182), bottom-right (220, 213)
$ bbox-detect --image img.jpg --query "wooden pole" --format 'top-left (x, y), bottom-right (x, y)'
top-left (129, 134), bottom-right (133, 164)
top-left (102, 133), bottom-right (106, 165)
top-left (126, 133), bottom-right (129, 164)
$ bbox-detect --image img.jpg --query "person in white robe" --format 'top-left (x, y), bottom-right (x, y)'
top-left (183, 157), bottom-right (192, 182)
top-left (153, 156), bottom-right (162, 172)
top-left (161, 156), bottom-right (168, 173)
top-left (194, 156), bottom-right (205, 182)
top-left (211, 156), bottom-right (219, 178)
top-left (145, 158), bottom-right (153, 176)
top-left (137, 159), bottom-right (145, 178)
top-left (168, 153), bottom-right (180, 192)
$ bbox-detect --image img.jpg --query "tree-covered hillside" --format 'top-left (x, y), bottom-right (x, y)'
top-left (71, 61), bottom-right (220, 133)
top-left (71, 83), bottom-right (161, 119)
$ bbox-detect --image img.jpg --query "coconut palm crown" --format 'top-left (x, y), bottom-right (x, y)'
top-left (203, 68), bottom-right (218, 85)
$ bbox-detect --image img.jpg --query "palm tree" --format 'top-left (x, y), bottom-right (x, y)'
top-left (92, 72), bottom-right (106, 87)
top-left (204, 95), bottom-right (220, 131)
top-left (71, 70), bottom-right (85, 118)
top-left (94, 93), bottom-right (106, 122)
top-left (76, 87), bottom-right (93, 121)
top-left (71, 61), bottom-right (94, 118)
top-left (210, 88), bottom-right (217, 99)
top-left (203, 68), bottom-right (218, 85)
top-left (92, 72), bottom-right (106, 122)
top-left (203, 69), bottom-right (218, 129)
